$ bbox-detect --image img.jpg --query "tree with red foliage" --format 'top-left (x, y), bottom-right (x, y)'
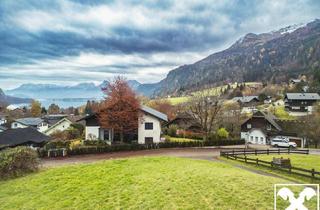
top-left (98, 77), bottom-right (140, 142)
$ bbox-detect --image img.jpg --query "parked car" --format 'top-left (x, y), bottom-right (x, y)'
top-left (271, 137), bottom-right (297, 148)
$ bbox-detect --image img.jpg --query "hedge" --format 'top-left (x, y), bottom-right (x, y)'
top-left (39, 139), bottom-right (244, 158)
top-left (0, 146), bottom-right (40, 179)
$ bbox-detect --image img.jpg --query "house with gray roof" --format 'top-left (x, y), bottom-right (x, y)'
top-left (11, 117), bottom-right (49, 133)
top-left (284, 93), bottom-right (320, 115)
top-left (0, 127), bottom-right (51, 149)
top-left (241, 111), bottom-right (306, 147)
top-left (80, 105), bottom-right (168, 144)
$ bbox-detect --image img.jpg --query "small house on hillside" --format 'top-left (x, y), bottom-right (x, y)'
top-left (0, 127), bottom-right (51, 149)
top-left (11, 118), bottom-right (48, 133)
top-left (241, 111), bottom-right (306, 147)
top-left (81, 105), bottom-right (168, 144)
top-left (232, 96), bottom-right (259, 106)
top-left (166, 113), bottom-right (202, 133)
top-left (284, 93), bottom-right (320, 115)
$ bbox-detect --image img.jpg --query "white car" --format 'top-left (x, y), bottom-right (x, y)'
top-left (271, 137), bottom-right (297, 148)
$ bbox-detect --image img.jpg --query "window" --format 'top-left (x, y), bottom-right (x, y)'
top-left (145, 137), bottom-right (153, 144)
top-left (145, 122), bottom-right (153, 130)
top-left (260, 137), bottom-right (264, 143)
top-left (247, 123), bottom-right (252, 129)
top-left (250, 136), bottom-right (253, 141)
top-left (255, 137), bottom-right (258, 143)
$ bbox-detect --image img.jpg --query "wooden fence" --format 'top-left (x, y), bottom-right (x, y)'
top-left (220, 149), bottom-right (320, 180)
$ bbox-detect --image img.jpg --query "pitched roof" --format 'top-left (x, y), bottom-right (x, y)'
top-left (285, 93), bottom-right (320, 100)
top-left (43, 118), bottom-right (72, 134)
top-left (79, 105), bottom-right (168, 122)
top-left (232, 96), bottom-right (259, 103)
top-left (15, 118), bottom-right (44, 126)
top-left (0, 127), bottom-right (51, 147)
top-left (140, 105), bottom-right (168, 121)
top-left (43, 115), bottom-right (70, 126)
top-left (245, 110), bottom-right (282, 131)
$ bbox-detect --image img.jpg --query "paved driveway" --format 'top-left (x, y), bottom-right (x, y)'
top-left (42, 146), bottom-right (245, 167)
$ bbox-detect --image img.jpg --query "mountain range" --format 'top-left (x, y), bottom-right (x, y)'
top-left (0, 88), bottom-right (32, 106)
top-left (5, 80), bottom-right (142, 100)
top-left (4, 19), bottom-right (320, 100)
top-left (138, 19), bottom-right (320, 96)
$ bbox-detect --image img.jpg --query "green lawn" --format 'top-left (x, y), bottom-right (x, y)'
top-left (246, 154), bottom-right (320, 171)
top-left (0, 157), bottom-right (308, 210)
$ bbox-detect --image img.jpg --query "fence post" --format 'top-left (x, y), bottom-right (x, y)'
top-left (267, 149), bottom-right (269, 155)
top-left (311, 168), bottom-right (315, 178)
top-left (256, 158), bottom-right (259, 166)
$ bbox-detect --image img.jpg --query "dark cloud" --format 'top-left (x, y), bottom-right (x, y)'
top-left (0, 0), bottom-right (319, 88)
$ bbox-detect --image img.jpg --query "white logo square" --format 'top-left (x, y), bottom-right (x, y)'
top-left (274, 184), bottom-right (319, 210)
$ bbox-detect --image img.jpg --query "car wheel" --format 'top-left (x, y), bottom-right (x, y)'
top-left (274, 144), bottom-right (278, 148)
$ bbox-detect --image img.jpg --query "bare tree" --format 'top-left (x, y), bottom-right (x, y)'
top-left (188, 92), bottom-right (222, 140)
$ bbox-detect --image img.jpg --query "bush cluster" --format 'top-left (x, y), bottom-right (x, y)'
top-left (0, 147), bottom-right (40, 179)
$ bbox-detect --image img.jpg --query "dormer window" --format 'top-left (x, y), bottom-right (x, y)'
top-left (247, 123), bottom-right (252, 129)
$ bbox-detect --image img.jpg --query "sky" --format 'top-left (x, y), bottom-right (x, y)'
top-left (0, 0), bottom-right (319, 89)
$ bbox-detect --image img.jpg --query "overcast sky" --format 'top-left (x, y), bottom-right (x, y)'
top-left (0, 0), bottom-right (319, 89)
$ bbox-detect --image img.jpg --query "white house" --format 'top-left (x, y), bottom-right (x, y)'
top-left (241, 111), bottom-right (306, 148)
top-left (0, 114), bottom-right (7, 125)
top-left (11, 118), bottom-right (49, 133)
top-left (81, 105), bottom-right (168, 144)
top-left (43, 117), bottom-right (73, 135)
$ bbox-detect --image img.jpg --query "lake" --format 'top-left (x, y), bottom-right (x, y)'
top-left (9, 98), bottom-right (101, 109)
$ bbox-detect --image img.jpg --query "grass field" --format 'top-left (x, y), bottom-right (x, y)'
top-left (165, 82), bottom-right (262, 105)
top-left (223, 153), bottom-right (320, 184)
top-left (246, 154), bottom-right (320, 171)
top-left (0, 156), bottom-right (309, 210)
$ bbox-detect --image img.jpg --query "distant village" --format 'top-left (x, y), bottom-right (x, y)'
top-left (1, 75), bottom-right (320, 152)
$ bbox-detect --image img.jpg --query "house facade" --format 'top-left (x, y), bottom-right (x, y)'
top-left (82, 105), bottom-right (168, 144)
top-left (284, 93), bottom-right (320, 115)
top-left (11, 118), bottom-right (49, 133)
top-left (0, 113), bottom-right (7, 125)
top-left (43, 117), bottom-right (73, 135)
top-left (241, 111), bottom-right (306, 147)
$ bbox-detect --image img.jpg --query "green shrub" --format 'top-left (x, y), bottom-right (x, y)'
top-left (43, 140), bottom-right (70, 150)
top-left (82, 140), bottom-right (108, 146)
top-left (167, 125), bottom-right (178, 137)
top-left (0, 147), bottom-right (40, 179)
top-left (217, 128), bottom-right (229, 139)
